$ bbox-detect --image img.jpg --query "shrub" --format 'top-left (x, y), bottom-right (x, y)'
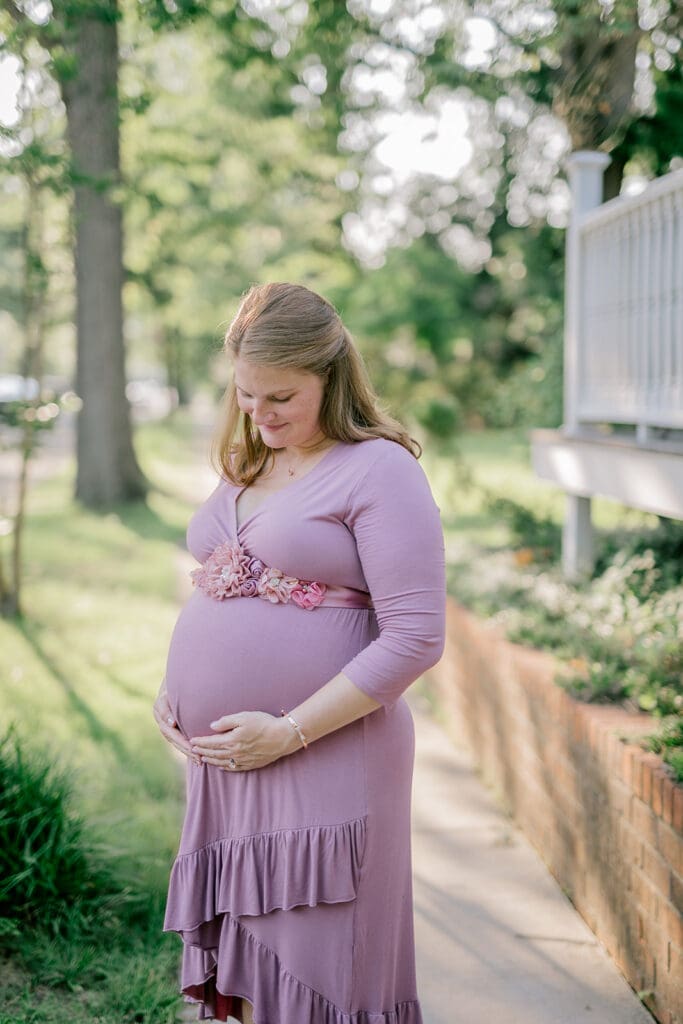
top-left (446, 515), bottom-right (683, 780)
top-left (0, 724), bottom-right (122, 937)
top-left (483, 493), bottom-right (561, 561)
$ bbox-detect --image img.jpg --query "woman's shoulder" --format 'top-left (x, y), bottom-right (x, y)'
top-left (347, 436), bottom-right (419, 470)
top-left (343, 436), bottom-right (438, 519)
top-left (344, 436), bottom-right (426, 494)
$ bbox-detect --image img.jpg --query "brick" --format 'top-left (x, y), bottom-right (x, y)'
top-left (667, 937), bottom-right (683, 978)
top-left (440, 603), bottom-right (683, 1020)
top-left (641, 752), bottom-right (665, 807)
top-left (571, 705), bottom-right (585, 744)
top-left (674, 785), bottom-right (683, 835)
top-left (644, 922), bottom-right (672, 974)
top-left (642, 842), bottom-right (671, 897)
top-left (632, 865), bottom-right (661, 921)
top-left (659, 821), bottom-right (683, 876)
top-left (661, 775), bottom-right (675, 826)
top-left (587, 713), bottom-right (603, 752)
top-left (611, 778), bottom-right (633, 819)
top-left (653, 769), bottom-right (664, 816)
top-left (598, 723), bottom-right (616, 768)
top-left (631, 753), bottom-right (645, 799)
top-left (665, 941), bottom-right (683, 995)
top-left (622, 744), bottom-right (638, 787)
top-left (671, 871), bottom-right (683, 917)
top-left (662, 900), bottom-right (683, 947)
top-left (632, 797), bottom-right (659, 847)
top-left (621, 817), bottom-right (644, 869)
top-left (606, 732), bottom-right (624, 776)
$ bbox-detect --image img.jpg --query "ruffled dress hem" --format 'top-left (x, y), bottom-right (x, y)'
top-left (163, 816), bottom-right (367, 930)
top-left (179, 914), bottom-right (423, 1024)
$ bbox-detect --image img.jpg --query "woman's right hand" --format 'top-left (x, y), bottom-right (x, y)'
top-left (153, 680), bottom-right (201, 766)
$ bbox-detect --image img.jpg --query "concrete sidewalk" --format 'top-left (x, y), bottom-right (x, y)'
top-left (409, 690), bottom-right (654, 1024)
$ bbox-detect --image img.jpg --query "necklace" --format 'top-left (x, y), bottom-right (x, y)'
top-left (280, 438), bottom-right (336, 479)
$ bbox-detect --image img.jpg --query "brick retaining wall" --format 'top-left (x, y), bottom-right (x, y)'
top-left (426, 596), bottom-right (683, 1024)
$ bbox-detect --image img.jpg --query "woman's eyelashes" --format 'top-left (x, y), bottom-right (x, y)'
top-left (237, 390), bottom-right (292, 403)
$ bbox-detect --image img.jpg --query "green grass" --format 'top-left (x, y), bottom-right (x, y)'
top-left (0, 407), bottom-right (208, 1023)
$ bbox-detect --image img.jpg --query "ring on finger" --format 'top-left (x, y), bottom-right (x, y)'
top-left (227, 757), bottom-right (237, 770)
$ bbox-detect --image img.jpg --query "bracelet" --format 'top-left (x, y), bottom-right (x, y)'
top-left (280, 709), bottom-right (309, 750)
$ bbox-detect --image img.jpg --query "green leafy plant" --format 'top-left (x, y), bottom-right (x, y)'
top-left (0, 724), bottom-right (123, 937)
top-left (447, 518), bottom-right (683, 781)
top-left (483, 493), bottom-right (562, 561)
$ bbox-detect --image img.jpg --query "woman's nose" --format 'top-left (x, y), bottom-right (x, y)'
top-left (251, 401), bottom-right (276, 424)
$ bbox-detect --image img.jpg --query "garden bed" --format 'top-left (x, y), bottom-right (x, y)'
top-left (425, 595), bottom-right (682, 1024)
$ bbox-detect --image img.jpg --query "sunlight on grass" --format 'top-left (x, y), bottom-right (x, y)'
top-left (0, 411), bottom-right (212, 1022)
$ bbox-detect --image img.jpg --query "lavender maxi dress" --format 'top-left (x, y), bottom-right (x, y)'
top-left (162, 437), bottom-right (447, 1023)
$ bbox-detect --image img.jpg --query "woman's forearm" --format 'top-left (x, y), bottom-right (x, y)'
top-left (277, 672), bottom-right (382, 755)
top-left (189, 674), bottom-right (384, 769)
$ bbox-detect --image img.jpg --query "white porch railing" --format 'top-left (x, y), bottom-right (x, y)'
top-left (575, 167), bottom-right (683, 436)
top-left (532, 154), bottom-right (683, 579)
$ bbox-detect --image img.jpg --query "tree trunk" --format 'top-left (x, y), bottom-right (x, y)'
top-left (61, 1), bottom-right (148, 506)
top-left (554, 1), bottom-right (641, 160)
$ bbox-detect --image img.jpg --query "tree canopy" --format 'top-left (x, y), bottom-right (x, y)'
top-left (1, 0), bottom-right (681, 449)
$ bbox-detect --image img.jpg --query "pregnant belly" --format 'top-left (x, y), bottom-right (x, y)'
top-left (164, 590), bottom-right (373, 740)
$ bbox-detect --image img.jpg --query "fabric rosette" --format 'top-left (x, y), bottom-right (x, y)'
top-left (190, 542), bottom-right (327, 610)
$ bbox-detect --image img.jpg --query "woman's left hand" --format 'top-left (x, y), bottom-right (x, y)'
top-left (190, 711), bottom-right (300, 771)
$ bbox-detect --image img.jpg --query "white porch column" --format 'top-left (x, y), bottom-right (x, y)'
top-left (562, 493), bottom-right (594, 580)
top-left (564, 150), bottom-right (612, 434)
top-left (562, 150), bottom-right (611, 580)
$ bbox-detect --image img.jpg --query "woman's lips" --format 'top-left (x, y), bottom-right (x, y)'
top-left (261, 423), bottom-right (287, 430)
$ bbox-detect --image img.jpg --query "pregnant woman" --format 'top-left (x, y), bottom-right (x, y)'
top-left (153, 281), bottom-right (446, 1023)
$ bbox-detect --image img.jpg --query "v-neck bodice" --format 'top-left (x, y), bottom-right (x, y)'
top-left (233, 441), bottom-right (344, 535)
top-left (183, 435), bottom-right (438, 604)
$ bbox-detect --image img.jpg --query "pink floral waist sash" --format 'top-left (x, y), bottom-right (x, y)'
top-left (190, 541), bottom-right (373, 611)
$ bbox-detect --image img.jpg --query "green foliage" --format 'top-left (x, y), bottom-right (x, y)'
top-left (593, 516), bottom-right (683, 589)
top-left (413, 395), bottom-right (462, 439)
top-left (480, 326), bottom-right (564, 430)
top-left (0, 724), bottom-right (121, 933)
top-left (0, 416), bottom-right (205, 1020)
top-left (482, 494), bottom-right (561, 561)
top-left (0, 401), bottom-right (61, 458)
top-left (611, 48), bottom-right (683, 178)
top-left (440, 438), bottom-right (683, 783)
top-left (643, 717), bottom-right (683, 777)
top-left (0, 911), bottom-right (182, 1023)
top-left (3, 0), bottom-right (682, 446)
top-left (448, 531), bottom-right (683, 779)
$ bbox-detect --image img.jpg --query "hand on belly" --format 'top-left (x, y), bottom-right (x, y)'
top-left (189, 710), bottom-right (300, 772)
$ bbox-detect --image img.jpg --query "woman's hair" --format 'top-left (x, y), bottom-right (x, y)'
top-left (209, 282), bottom-right (422, 485)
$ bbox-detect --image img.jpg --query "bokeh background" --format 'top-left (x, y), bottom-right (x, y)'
top-left (0, 1), bottom-right (681, 1021)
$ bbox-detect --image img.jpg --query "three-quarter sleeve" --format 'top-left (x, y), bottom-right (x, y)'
top-left (339, 441), bottom-right (446, 707)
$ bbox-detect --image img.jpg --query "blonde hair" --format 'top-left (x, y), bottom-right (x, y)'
top-left (209, 282), bottom-right (422, 486)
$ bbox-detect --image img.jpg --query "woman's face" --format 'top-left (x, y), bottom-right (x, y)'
top-left (232, 356), bottom-right (328, 450)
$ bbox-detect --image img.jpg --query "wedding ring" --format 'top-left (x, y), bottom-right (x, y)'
top-left (227, 757), bottom-right (237, 770)
top-left (167, 716), bottom-right (174, 725)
